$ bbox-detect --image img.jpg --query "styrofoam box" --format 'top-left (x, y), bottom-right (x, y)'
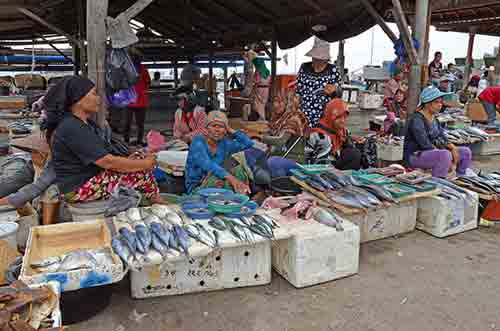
top-left (417, 191), bottom-right (479, 238)
top-left (471, 133), bottom-right (500, 156)
top-left (271, 220), bottom-right (359, 288)
top-left (341, 201), bottom-right (418, 243)
top-left (359, 92), bottom-right (384, 110)
top-left (376, 142), bottom-right (404, 162)
top-left (130, 241), bottom-right (271, 299)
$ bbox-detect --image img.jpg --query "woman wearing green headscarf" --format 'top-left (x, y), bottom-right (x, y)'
top-left (243, 50), bottom-right (271, 121)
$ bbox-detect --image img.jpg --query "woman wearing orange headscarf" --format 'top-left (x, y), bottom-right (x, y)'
top-left (310, 98), bottom-right (362, 170)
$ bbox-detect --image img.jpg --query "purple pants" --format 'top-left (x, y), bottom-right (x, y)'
top-left (409, 147), bottom-right (472, 178)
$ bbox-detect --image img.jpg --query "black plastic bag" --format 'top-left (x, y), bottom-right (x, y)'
top-left (105, 48), bottom-right (139, 92)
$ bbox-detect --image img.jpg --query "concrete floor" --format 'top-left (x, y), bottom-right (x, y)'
top-left (72, 227), bottom-right (500, 331)
top-left (71, 106), bottom-right (500, 331)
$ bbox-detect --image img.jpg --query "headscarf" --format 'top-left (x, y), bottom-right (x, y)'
top-left (252, 58), bottom-right (270, 80)
top-left (313, 98), bottom-right (349, 152)
top-left (270, 90), bottom-right (308, 137)
top-left (206, 111), bottom-right (228, 127)
top-left (41, 76), bottom-right (95, 135)
top-left (175, 85), bottom-right (196, 125)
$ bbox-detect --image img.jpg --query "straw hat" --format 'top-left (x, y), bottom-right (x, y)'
top-left (305, 37), bottom-right (331, 61)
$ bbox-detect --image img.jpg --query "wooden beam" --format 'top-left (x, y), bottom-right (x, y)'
top-left (17, 7), bottom-right (80, 45)
top-left (391, 0), bottom-right (418, 64)
top-left (302, 0), bottom-right (322, 13)
top-left (119, 0), bottom-right (155, 21)
top-left (0, 21), bottom-right (34, 33)
top-left (75, 0), bottom-right (87, 76)
top-left (464, 29), bottom-right (476, 84)
top-left (360, 0), bottom-right (397, 43)
top-left (87, 0), bottom-right (109, 127)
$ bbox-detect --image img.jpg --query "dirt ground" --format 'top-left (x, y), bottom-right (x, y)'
top-left (68, 106), bottom-right (500, 331)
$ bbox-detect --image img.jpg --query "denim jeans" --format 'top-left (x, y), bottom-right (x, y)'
top-left (480, 100), bottom-right (497, 124)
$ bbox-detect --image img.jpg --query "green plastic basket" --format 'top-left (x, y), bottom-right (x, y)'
top-left (207, 194), bottom-right (250, 214)
top-left (384, 184), bottom-right (416, 198)
top-left (355, 173), bottom-right (394, 186)
top-left (297, 164), bottom-right (335, 175)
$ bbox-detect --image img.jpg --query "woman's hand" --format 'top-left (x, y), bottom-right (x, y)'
top-left (448, 144), bottom-right (459, 170)
top-left (144, 155), bottom-right (157, 170)
top-left (226, 175), bottom-right (251, 195)
top-left (226, 126), bottom-right (236, 135)
top-left (324, 84), bottom-right (337, 96)
top-left (0, 197), bottom-right (9, 206)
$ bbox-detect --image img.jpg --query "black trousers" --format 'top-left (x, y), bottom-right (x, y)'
top-left (123, 107), bottom-right (146, 143)
top-left (336, 146), bottom-right (362, 171)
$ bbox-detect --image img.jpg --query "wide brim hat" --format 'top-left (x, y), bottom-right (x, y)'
top-left (305, 37), bottom-right (331, 61)
top-left (417, 86), bottom-right (453, 107)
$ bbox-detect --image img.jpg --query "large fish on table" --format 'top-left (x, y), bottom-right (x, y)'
top-left (312, 207), bottom-right (344, 231)
top-left (172, 224), bottom-right (192, 259)
top-left (353, 183), bottom-right (397, 203)
top-left (344, 185), bottom-right (382, 206)
top-left (326, 190), bottom-right (366, 211)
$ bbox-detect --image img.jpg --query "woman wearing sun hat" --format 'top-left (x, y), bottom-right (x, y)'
top-left (403, 87), bottom-right (472, 177)
top-left (296, 37), bottom-right (341, 127)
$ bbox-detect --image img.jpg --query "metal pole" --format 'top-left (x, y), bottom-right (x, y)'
top-left (464, 30), bottom-right (476, 85)
top-left (495, 39), bottom-right (500, 86)
top-left (337, 39), bottom-right (345, 83)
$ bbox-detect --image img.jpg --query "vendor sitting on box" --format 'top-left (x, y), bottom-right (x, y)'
top-left (404, 87), bottom-right (471, 178)
top-left (46, 76), bottom-right (163, 204)
top-left (185, 111), bottom-right (254, 194)
top-left (310, 98), bottom-right (362, 170)
top-left (173, 86), bottom-right (207, 143)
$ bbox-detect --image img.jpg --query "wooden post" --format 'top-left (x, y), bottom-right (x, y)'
top-left (495, 39), bottom-right (500, 86)
top-left (464, 29), bottom-right (476, 85)
top-left (173, 60), bottom-right (178, 87)
top-left (360, 0), bottom-right (397, 43)
top-left (208, 51), bottom-right (214, 99)
top-left (337, 40), bottom-right (345, 83)
top-left (223, 67), bottom-right (228, 92)
top-left (271, 37), bottom-right (277, 92)
top-left (72, 44), bottom-right (80, 75)
top-left (87, 0), bottom-right (109, 127)
top-left (76, 0), bottom-right (87, 76)
top-left (391, 0), bottom-right (418, 65)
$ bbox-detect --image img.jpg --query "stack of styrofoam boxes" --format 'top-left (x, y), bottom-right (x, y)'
top-left (271, 220), bottom-right (360, 288)
top-left (416, 190), bottom-right (479, 238)
top-left (130, 240), bottom-right (272, 299)
top-left (376, 142), bottom-right (404, 162)
top-left (341, 201), bottom-right (418, 243)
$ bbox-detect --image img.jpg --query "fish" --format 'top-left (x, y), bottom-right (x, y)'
top-left (327, 190), bottom-right (367, 210)
top-left (119, 227), bottom-right (138, 257)
top-left (312, 207), bottom-right (344, 231)
top-left (150, 204), bottom-right (175, 218)
top-left (311, 174), bottom-right (334, 190)
top-left (241, 226), bottom-right (255, 243)
top-left (213, 230), bottom-right (220, 247)
top-left (173, 224), bottom-right (191, 259)
top-left (126, 208), bottom-right (142, 223)
top-left (249, 223), bottom-right (273, 239)
top-left (305, 178), bottom-right (326, 192)
top-left (30, 256), bottom-right (61, 269)
top-left (226, 217), bottom-right (249, 228)
top-left (111, 237), bottom-right (132, 265)
top-left (135, 223), bottom-right (152, 254)
top-left (116, 211), bottom-right (131, 224)
top-left (150, 222), bottom-right (171, 248)
top-left (225, 220), bottom-right (245, 241)
top-left (427, 177), bottom-right (477, 203)
top-left (57, 250), bottom-right (98, 272)
top-left (339, 188), bottom-right (374, 208)
top-left (151, 233), bottom-right (169, 257)
top-left (195, 223), bottom-right (217, 245)
top-left (323, 169), bottom-right (349, 187)
top-left (254, 214), bottom-right (278, 230)
top-left (345, 185), bottom-right (382, 206)
top-left (354, 183), bottom-right (396, 203)
top-left (143, 214), bottom-right (162, 225)
top-left (208, 217), bottom-right (227, 231)
top-left (165, 211), bottom-right (184, 226)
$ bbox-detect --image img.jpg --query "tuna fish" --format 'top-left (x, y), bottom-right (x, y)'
top-left (135, 223), bottom-right (152, 254)
top-left (208, 217), bottom-right (227, 231)
top-left (150, 222), bottom-right (171, 248)
top-left (312, 207), bottom-right (344, 231)
top-left (119, 227), bottom-right (138, 258)
top-left (173, 224), bottom-right (191, 259)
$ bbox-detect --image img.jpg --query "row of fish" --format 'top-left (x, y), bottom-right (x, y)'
top-left (111, 204), bottom-right (281, 267)
top-left (303, 170), bottom-right (397, 210)
top-left (426, 177), bottom-right (477, 207)
top-left (30, 248), bottom-right (114, 273)
top-left (444, 127), bottom-right (489, 145)
top-left (454, 172), bottom-right (500, 198)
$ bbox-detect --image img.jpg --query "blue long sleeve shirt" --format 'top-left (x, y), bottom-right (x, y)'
top-left (185, 131), bottom-right (254, 193)
top-left (403, 112), bottom-right (448, 166)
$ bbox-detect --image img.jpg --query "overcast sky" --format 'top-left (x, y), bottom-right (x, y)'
top-left (276, 23), bottom-right (500, 75)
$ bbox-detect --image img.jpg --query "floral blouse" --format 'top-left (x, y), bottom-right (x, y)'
top-left (296, 62), bottom-right (341, 127)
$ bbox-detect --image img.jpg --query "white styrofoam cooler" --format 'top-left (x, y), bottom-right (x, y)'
top-left (271, 220), bottom-right (359, 288)
top-left (358, 92), bottom-right (384, 110)
top-left (130, 241), bottom-right (271, 299)
top-left (376, 142), bottom-right (404, 162)
top-left (417, 191), bottom-right (479, 238)
top-left (471, 133), bottom-right (500, 156)
top-left (341, 201), bottom-right (418, 243)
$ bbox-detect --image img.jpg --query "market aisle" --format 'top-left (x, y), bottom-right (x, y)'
top-left (71, 227), bottom-right (500, 331)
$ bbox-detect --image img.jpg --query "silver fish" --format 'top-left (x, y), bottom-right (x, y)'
top-left (135, 223), bottom-right (152, 254)
top-left (208, 217), bottom-right (227, 231)
top-left (173, 224), bottom-right (191, 258)
top-left (57, 250), bottom-right (98, 272)
top-left (126, 208), bottom-right (142, 223)
top-left (312, 207), bottom-right (344, 231)
top-left (150, 222), bottom-right (170, 247)
top-left (119, 227), bottom-right (138, 257)
top-left (143, 214), bottom-right (161, 225)
top-left (327, 191), bottom-right (367, 210)
top-left (345, 186), bottom-right (382, 206)
top-left (30, 256), bottom-right (62, 269)
top-left (112, 237), bottom-right (132, 265)
top-left (150, 204), bottom-right (174, 218)
top-left (151, 232), bottom-right (169, 257)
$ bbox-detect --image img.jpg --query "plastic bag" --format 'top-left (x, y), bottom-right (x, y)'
top-left (106, 87), bottom-right (137, 108)
top-left (106, 48), bottom-right (139, 92)
top-left (146, 130), bottom-right (166, 152)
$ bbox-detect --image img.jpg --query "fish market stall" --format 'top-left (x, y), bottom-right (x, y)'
top-left (289, 167), bottom-right (440, 243)
top-left (417, 178), bottom-right (479, 238)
